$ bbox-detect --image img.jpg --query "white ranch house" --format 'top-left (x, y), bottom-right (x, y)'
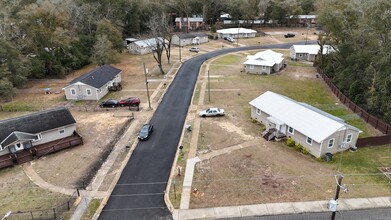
top-left (249, 91), bottom-right (361, 158)
top-left (172, 32), bottom-right (208, 46)
top-left (243, 49), bottom-right (285, 74)
top-left (216, 28), bottom-right (257, 39)
top-left (63, 65), bottom-right (122, 101)
top-left (290, 44), bottom-right (334, 62)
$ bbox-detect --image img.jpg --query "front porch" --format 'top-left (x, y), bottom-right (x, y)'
top-left (0, 132), bottom-right (83, 170)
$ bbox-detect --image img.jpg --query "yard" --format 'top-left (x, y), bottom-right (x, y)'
top-left (0, 27), bottom-right (389, 217)
top-left (0, 52), bottom-right (171, 217)
top-left (169, 49), bottom-right (391, 209)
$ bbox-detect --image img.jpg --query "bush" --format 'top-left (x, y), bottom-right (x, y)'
top-left (301, 147), bottom-right (309, 155)
top-left (294, 143), bottom-right (303, 151)
top-left (286, 137), bottom-right (295, 147)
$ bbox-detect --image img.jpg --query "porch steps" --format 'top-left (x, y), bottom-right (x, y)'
top-left (262, 128), bottom-right (276, 141)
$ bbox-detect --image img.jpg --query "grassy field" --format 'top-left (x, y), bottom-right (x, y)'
top-left (179, 51), bottom-right (391, 209)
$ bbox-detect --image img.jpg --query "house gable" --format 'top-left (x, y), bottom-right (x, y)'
top-left (0, 107), bottom-right (76, 147)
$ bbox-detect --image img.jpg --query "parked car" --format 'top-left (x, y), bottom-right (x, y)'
top-left (284, 33), bottom-right (295, 38)
top-left (99, 99), bottom-right (119, 108)
top-left (225, 37), bottom-right (235, 42)
top-left (199, 108), bottom-right (225, 117)
top-left (189, 47), bottom-right (199, 53)
top-left (118, 97), bottom-right (140, 107)
top-left (138, 124), bottom-right (154, 140)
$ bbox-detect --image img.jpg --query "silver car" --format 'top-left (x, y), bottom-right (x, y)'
top-left (199, 108), bottom-right (225, 117)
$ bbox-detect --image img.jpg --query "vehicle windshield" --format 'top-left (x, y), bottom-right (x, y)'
top-left (140, 126), bottom-right (149, 134)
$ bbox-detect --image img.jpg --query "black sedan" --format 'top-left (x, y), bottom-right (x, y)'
top-left (99, 99), bottom-right (119, 108)
top-left (138, 124), bottom-right (153, 140)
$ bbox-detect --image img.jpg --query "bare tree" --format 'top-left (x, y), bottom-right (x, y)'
top-left (147, 12), bottom-right (170, 74)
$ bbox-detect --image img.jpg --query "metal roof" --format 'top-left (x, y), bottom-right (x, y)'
top-left (217, 28), bottom-right (257, 34)
top-left (249, 91), bottom-right (361, 143)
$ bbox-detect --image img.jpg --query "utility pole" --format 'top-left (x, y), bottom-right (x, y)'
top-left (331, 174), bottom-right (344, 220)
top-left (237, 20), bottom-right (240, 47)
top-left (179, 40), bottom-right (182, 62)
top-left (208, 70), bottom-right (211, 102)
top-left (143, 62), bottom-right (151, 109)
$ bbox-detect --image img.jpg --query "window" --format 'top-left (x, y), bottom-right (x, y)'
top-left (98, 89), bottom-right (102, 93)
top-left (288, 126), bottom-right (294, 134)
top-left (70, 89), bottom-right (76, 95)
top-left (328, 139), bottom-right (335, 148)
top-left (59, 128), bottom-right (65, 134)
top-left (306, 137), bottom-right (312, 145)
top-left (249, 65), bottom-right (254, 69)
top-left (86, 89), bottom-right (92, 96)
top-left (33, 134), bottom-right (42, 142)
top-left (346, 134), bottom-right (352, 143)
top-left (262, 66), bottom-right (266, 70)
top-left (256, 108), bottom-right (261, 115)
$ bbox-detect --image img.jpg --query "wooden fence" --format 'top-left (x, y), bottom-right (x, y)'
top-left (316, 67), bottom-right (391, 147)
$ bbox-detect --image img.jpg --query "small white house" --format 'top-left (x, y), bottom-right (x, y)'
top-left (216, 28), bottom-right (257, 39)
top-left (63, 65), bottom-right (122, 101)
top-left (249, 91), bottom-right (361, 158)
top-left (243, 50), bottom-right (285, 74)
top-left (128, 37), bottom-right (165, 55)
top-left (172, 32), bottom-right (209, 46)
top-left (290, 44), bottom-right (334, 62)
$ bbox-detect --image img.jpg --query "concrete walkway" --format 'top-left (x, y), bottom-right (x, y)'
top-left (173, 196), bottom-right (391, 219)
top-left (172, 51), bottom-right (391, 219)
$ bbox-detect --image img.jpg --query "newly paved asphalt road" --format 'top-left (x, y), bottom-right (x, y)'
top-left (98, 42), bottom-right (311, 220)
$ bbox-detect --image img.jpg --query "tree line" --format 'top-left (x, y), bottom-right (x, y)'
top-left (316, 0), bottom-right (391, 124)
top-left (0, 0), bottom-right (318, 100)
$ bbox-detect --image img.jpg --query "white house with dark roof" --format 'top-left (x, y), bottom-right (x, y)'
top-left (63, 64), bottom-right (122, 101)
top-left (172, 32), bottom-right (208, 46)
top-left (243, 49), bottom-right (285, 74)
top-left (0, 107), bottom-right (83, 169)
top-left (128, 37), bottom-right (165, 55)
top-left (290, 44), bottom-right (334, 62)
top-left (249, 91), bottom-right (361, 158)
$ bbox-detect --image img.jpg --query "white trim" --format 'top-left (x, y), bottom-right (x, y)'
top-left (288, 126), bottom-right (294, 135)
top-left (262, 65), bottom-right (266, 70)
top-left (70, 88), bottom-right (76, 95)
top-left (346, 133), bottom-right (352, 143)
top-left (328, 138), bottom-right (335, 148)
top-left (58, 128), bottom-right (65, 134)
top-left (86, 88), bottom-right (92, 96)
top-left (249, 65), bottom-right (254, 69)
top-left (33, 133), bottom-right (42, 142)
top-left (306, 137), bottom-right (312, 145)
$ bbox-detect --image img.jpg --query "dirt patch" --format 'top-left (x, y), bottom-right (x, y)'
top-left (31, 111), bottom-right (131, 189)
top-left (191, 144), bottom-right (335, 208)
